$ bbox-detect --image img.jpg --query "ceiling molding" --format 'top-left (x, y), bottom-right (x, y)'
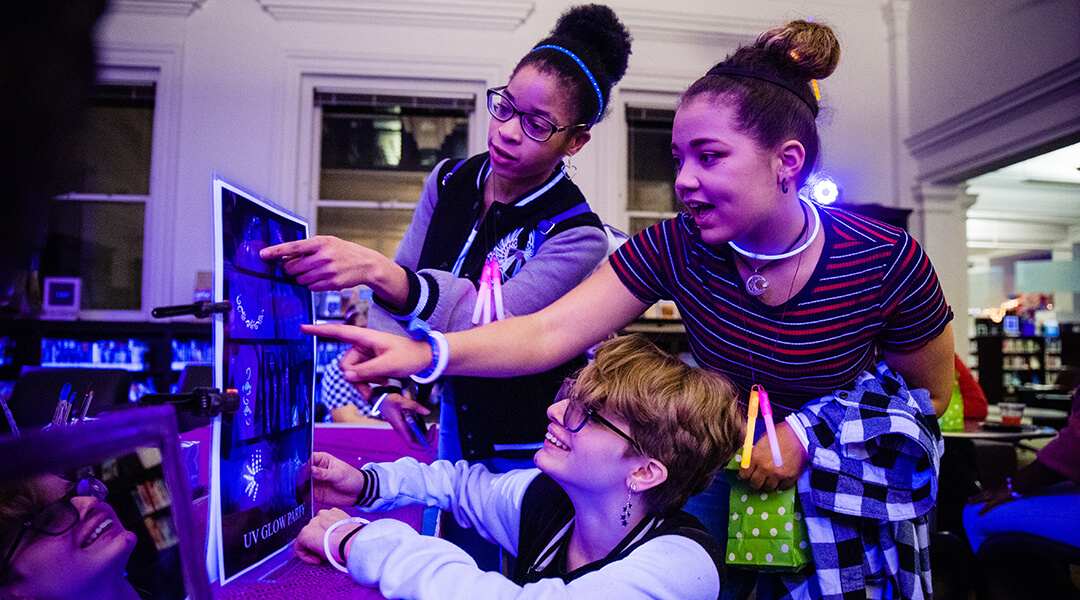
top-left (618, 9), bottom-right (768, 46)
top-left (108, 0), bottom-right (206, 16)
top-left (905, 58), bottom-right (1080, 184)
top-left (256, 0), bottom-right (534, 30)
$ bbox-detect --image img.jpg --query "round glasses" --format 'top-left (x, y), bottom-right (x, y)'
top-left (486, 87), bottom-right (588, 143)
top-left (555, 380), bottom-right (643, 455)
top-left (1, 476), bottom-right (108, 575)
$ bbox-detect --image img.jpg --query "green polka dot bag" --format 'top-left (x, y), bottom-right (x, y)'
top-left (726, 455), bottom-right (812, 572)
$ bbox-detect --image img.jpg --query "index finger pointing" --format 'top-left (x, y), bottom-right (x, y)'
top-left (260, 238), bottom-right (318, 260)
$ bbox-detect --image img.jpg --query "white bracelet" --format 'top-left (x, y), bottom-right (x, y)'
top-left (370, 393), bottom-right (389, 417)
top-left (323, 517), bottom-right (369, 573)
top-left (410, 329), bottom-right (449, 385)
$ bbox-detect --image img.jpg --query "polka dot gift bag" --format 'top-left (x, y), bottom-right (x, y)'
top-left (726, 455), bottom-right (811, 572)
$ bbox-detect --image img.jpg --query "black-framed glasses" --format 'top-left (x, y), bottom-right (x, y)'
top-left (1, 476), bottom-right (108, 576)
top-left (555, 380), bottom-right (644, 455)
top-left (486, 87), bottom-right (589, 143)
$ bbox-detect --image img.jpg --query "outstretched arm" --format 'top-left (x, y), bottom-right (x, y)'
top-left (260, 236), bottom-right (411, 307)
top-left (303, 263), bottom-right (649, 382)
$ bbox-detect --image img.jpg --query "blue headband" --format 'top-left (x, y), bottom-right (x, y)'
top-left (532, 44), bottom-right (603, 125)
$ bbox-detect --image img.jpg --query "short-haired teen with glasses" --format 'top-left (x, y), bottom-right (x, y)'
top-left (260, 4), bottom-right (632, 472)
top-left (0, 473), bottom-right (140, 600)
top-left (294, 335), bottom-right (744, 600)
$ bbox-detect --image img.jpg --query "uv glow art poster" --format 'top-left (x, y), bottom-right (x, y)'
top-left (212, 178), bottom-right (314, 583)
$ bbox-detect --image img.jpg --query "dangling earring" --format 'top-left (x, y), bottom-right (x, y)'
top-left (561, 155), bottom-right (577, 179)
top-left (780, 177), bottom-right (789, 194)
top-left (620, 483), bottom-right (636, 527)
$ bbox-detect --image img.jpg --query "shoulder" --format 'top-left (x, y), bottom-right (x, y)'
top-left (616, 534), bottom-right (722, 599)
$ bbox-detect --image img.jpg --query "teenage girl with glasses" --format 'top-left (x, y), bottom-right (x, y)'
top-left (261, 4), bottom-right (632, 472)
top-left (0, 473), bottom-right (140, 600)
top-left (307, 19), bottom-right (956, 599)
top-left (293, 335), bottom-right (745, 600)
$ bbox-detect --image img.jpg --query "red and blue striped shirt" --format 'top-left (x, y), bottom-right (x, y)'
top-left (610, 206), bottom-right (953, 415)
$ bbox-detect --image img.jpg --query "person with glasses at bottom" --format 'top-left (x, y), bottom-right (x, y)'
top-left (262, 4), bottom-right (632, 570)
top-left (1, 473), bottom-right (141, 600)
top-left (294, 334), bottom-right (744, 600)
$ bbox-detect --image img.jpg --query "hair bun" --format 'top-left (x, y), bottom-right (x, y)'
top-left (756, 20), bottom-right (840, 81)
top-left (549, 4), bottom-right (633, 85)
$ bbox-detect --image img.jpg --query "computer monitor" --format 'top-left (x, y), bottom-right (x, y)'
top-left (0, 406), bottom-right (212, 600)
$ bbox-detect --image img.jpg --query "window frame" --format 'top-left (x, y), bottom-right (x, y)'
top-left (58, 53), bottom-right (179, 321)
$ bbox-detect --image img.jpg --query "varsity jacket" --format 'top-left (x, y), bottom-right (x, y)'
top-left (346, 458), bottom-right (725, 600)
top-left (369, 154), bottom-right (607, 460)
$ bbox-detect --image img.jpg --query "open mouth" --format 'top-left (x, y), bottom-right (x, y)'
top-left (684, 201), bottom-right (714, 217)
top-left (545, 431), bottom-right (570, 451)
top-left (81, 518), bottom-right (115, 549)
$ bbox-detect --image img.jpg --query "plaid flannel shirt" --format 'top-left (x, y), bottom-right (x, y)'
top-left (321, 349), bottom-right (376, 416)
top-left (774, 362), bottom-right (943, 600)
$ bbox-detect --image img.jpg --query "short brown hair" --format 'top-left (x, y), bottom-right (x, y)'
top-left (571, 334), bottom-right (743, 513)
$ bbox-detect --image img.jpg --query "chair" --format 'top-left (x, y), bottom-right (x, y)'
top-left (973, 533), bottom-right (1080, 599)
top-left (0, 367), bottom-right (133, 435)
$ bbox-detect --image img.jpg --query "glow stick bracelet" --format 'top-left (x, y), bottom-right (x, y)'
top-left (758, 387), bottom-right (783, 467)
top-left (490, 262), bottom-right (505, 321)
top-left (740, 388), bottom-right (759, 468)
top-left (323, 517), bottom-right (370, 572)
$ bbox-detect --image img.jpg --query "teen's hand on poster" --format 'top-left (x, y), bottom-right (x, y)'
top-left (260, 235), bottom-right (395, 292)
top-left (739, 422), bottom-right (809, 492)
top-left (301, 323), bottom-right (432, 382)
top-left (310, 451), bottom-right (367, 506)
top-left (293, 506), bottom-right (360, 564)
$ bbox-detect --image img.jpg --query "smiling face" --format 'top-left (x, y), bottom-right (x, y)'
top-left (672, 95), bottom-right (794, 250)
top-left (3, 474), bottom-right (137, 599)
top-left (534, 399), bottom-right (643, 496)
top-left (487, 64), bottom-right (590, 196)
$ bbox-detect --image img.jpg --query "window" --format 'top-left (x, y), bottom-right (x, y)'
top-left (315, 91), bottom-right (473, 257)
top-left (42, 82), bottom-right (154, 311)
top-left (626, 106), bottom-right (681, 235)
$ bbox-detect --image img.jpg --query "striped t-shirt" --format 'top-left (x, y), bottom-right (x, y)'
top-left (610, 206), bottom-right (953, 415)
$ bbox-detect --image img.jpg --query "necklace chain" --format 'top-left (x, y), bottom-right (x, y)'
top-left (729, 199), bottom-right (821, 261)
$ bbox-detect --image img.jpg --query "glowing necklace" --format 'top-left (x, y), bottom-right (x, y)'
top-left (729, 199), bottom-right (821, 261)
top-left (733, 201), bottom-right (809, 297)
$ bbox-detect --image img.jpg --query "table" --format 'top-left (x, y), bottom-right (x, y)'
top-left (943, 419), bottom-right (1058, 442)
top-left (198, 422), bottom-right (439, 600)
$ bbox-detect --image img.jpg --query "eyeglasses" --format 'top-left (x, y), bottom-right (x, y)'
top-left (1, 477), bottom-right (108, 576)
top-left (486, 87), bottom-right (588, 143)
top-left (555, 380), bottom-right (644, 455)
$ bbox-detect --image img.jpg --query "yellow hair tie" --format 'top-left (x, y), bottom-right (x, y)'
top-left (811, 79), bottom-right (821, 101)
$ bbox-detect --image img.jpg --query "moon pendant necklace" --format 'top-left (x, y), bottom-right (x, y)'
top-left (735, 202), bottom-right (810, 297)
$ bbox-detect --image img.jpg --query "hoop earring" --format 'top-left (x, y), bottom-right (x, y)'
top-left (780, 177), bottom-right (789, 194)
top-left (561, 155), bottom-right (577, 180)
top-left (620, 483), bottom-right (636, 527)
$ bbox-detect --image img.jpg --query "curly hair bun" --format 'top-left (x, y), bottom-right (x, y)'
top-left (548, 4), bottom-right (633, 86)
top-left (756, 19), bottom-right (840, 82)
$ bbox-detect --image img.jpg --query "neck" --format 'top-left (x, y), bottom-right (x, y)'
top-left (564, 489), bottom-right (644, 571)
top-left (484, 164), bottom-right (556, 211)
top-left (731, 198), bottom-right (815, 261)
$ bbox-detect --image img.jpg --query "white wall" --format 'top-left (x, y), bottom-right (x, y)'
top-left (95, 0), bottom-right (905, 314)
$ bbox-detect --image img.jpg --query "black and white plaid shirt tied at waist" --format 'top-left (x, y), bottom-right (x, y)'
top-left (781, 362), bottom-right (943, 600)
